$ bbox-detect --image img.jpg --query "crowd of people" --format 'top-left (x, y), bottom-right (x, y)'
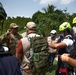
top-left (0, 2), bottom-right (76, 75)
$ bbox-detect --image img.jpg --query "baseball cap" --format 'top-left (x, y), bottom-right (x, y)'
top-left (10, 23), bottom-right (18, 29)
top-left (25, 22), bottom-right (36, 30)
top-left (50, 30), bottom-right (57, 34)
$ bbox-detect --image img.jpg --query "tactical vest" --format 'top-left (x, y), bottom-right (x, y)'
top-left (20, 33), bottom-right (40, 70)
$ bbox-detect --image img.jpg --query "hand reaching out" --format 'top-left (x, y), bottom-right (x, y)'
top-left (60, 53), bottom-right (70, 62)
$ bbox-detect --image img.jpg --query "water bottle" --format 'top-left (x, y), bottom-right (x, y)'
top-left (30, 48), bottom-right (34, 58)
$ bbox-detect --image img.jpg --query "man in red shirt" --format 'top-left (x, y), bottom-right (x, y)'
top-left (16, 21), bottom-right (40, 75)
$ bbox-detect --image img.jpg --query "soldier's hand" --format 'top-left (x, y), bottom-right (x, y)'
top-left (6, 29), bottom-right (11, 35)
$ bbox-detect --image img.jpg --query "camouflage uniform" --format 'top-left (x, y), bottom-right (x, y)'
top-left (0, 33), bottom-right (22, 55)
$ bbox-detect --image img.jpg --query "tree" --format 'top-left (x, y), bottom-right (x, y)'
top-left (42, 5), bottom-right (56, 14)
top-left (32, 10), bottom-right (44, 24)
top-left (32, 5), bottom-right (71, 37)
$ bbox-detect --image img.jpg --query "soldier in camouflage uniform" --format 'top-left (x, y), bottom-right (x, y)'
top-left (0, 23), bottom-right (22, 55)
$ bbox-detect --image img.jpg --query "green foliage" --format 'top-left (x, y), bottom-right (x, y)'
top-left (36, 17), bottom-right (51, 36)
top-left (32, 11), bottom-right (45, 24)
top-left (2, 16), bottom-right (32, 34)
top-left (32, 5), bottom-right (70, 37)
top-left (1, 5), bottom-right (76, 36)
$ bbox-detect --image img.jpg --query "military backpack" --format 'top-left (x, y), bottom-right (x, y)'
top-left (29, 36), bottom-right (49, 72)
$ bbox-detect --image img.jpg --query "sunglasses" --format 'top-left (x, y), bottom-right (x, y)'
top-left (12, 27), bottom-right (18, 29)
